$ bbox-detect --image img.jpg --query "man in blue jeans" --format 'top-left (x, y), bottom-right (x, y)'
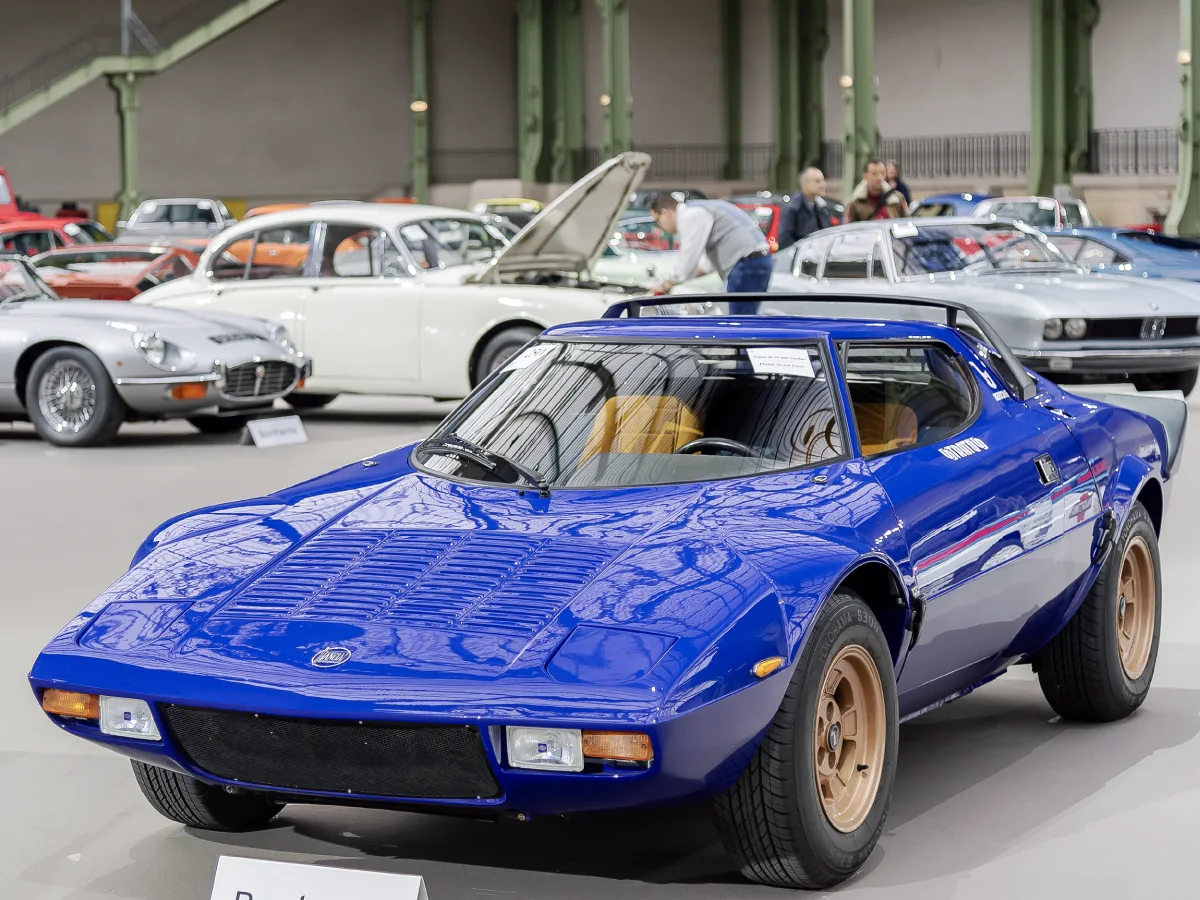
top-left (650, 193), bottom-right (772, 314)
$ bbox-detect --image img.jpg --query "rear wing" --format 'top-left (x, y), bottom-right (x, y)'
top-left (604, 293), bottom-right (1039, 402)
top-left (1070, 388), bottom-right (1188, 476)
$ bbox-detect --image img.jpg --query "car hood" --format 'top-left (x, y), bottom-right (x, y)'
top-left (477, 152), bottom-right (651, 279)
top-left (955, 271), bottom-right (1200, 317)
top-left (6, 297), bottom-right (277, 339)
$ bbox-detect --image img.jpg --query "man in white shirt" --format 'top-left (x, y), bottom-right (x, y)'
top-left (650, 193), bottom-right (772, 314)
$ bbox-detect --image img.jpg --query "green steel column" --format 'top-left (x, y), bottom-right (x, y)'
top-left (597, 0), bottom-right (632, 157)
top-left (722, 0), bottom-right (742, 180)
top-left (549, 0), bottom-right (584, 182)
top-left (1029, 0), bottom-right (1097, 195)
top-left (1065, 0), bottom-right (1099, 175)
top-left (798, 0), bottom-right (828, 173)
top-left (841, 0), bottom-right (876, 199)
top-left (1168, 0), bottom-right (1200, 236)
top-left (516, 0), bottom-right (545, 183)
top-left (108, 73), bottom-right (141, 220)
top-left (770, 0), bottom-right (799, 191)
top-left (410, 0), bottom-right (431, 201)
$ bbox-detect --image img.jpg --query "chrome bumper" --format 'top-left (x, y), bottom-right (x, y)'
top-left (1014, 345), bottom-right (1200, 374)
top-left (113, 359), bottom-right (311, 417)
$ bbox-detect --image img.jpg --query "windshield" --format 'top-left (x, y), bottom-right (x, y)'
top-left (416, 340), bottom-right (845, 488)
top-left (0, 258), bottom-right (56, 302)
top-left (33, 249), bottom-right (159, 269)
top-left (891, 223), bottom-right (1072, 277)
top-left (129, 202), bottom-right (217, 227)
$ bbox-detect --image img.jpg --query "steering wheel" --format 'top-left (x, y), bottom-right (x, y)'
top-left (674, 437), bottom-right (756, 457)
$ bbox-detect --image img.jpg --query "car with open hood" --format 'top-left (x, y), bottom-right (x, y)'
top-left (30, 294), bottom-right (1183, 888)
top-left (30, 245), bottom-right (199, 300)
top-left (134, 153), bottom-right (651, 409)
top-left (679, 217), bottom-right (1200, 394)
top-left (0, 253), bottom-right (310, 445)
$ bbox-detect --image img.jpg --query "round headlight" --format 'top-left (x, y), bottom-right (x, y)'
top-left (1064, 318), bottom-right (1088, 339)
top-left (266, 323), bottom-right (293, 348)
top-left (1043, 318), bottom-right (1064, 340)
top-left (133, 331), bottom-right (167, 366)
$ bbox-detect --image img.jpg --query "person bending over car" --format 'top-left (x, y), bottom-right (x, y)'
top-left (846, 158), bottom-right (909, 221)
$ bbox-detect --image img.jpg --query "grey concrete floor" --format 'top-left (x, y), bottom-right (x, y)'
top-left (5, 395), bottom-right (1200, 899)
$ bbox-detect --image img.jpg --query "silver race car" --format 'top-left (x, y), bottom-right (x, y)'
top-left (0, 254), bottom-right (311, 446)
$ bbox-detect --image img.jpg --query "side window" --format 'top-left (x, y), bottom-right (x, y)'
top-left (246, 224), bottom-right (312, 280)
top-left (1075, 239), bottom-right (1120, 268)
top-left (320, 224), bottom-right (409, 277)
top-left (403, 218), bottom-right (504, 268)
top-left (823, 232), bottom-right (878, 280)
top-left (796, 236), bottom-right (832, 279)
top-left (210, 237), bottom-right (251, 280)
top-left (3, 230), bottom-right (54, 256)
top-left (1049, 236), bottom-right (1082, 260)
top-left (844, 343), bottom-right (977, 457)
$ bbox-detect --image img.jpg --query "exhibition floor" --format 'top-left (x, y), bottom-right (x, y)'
top-left (6, 396), bottom-right (1200, 899)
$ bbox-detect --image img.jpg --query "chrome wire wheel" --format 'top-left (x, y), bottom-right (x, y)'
top-left (37, 359), bottom-right (98, 434)
top-left (813, 644), bottom-right (887, 833)
top-left (1117, 535), bottom-right (1156, 680)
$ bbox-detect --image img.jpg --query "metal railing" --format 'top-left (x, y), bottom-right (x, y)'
top-left (1090, 127), bottom-right (1177, 176)
top-left (0, 0), bottom-right (245, 112)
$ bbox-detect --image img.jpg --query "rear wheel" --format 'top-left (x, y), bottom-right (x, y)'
top-left (131, 760), bottom-right (284, 831)
top-left (187, 415), bottom-right (248, 434)
top-left (1036, 501), bottom-right (1161, 721)
top-left (285, 392), bottom-right (338, 410)
top-left (713, 591), bottom-right (898, 889)
top-left (1131, 367), bottom-right (1197, 397)
top-left (25, 346), bottom-right (126, 447)
top-left (473, 325), bottom-right (540, 385)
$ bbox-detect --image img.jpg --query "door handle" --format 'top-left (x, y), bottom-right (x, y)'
top-left (1034, 454), bottom-right (1060, 486)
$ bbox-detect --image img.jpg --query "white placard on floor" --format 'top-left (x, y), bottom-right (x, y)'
top-left (210, 856), bottom-right (428, 900)
top-left (244, 415), bottom-right (308, 448)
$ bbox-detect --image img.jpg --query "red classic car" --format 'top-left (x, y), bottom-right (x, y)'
top-left (0, 217), bottom-right (113, 256)
top-left (29, 245), bottom-right (199, 300)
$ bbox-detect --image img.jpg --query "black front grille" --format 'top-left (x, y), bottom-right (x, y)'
top-left (1087, 317), bottom-right (1198, 340)
top-left (161, 706), bottom-right (501, 800)
top-left (222, 361), bottom-right (298, 398)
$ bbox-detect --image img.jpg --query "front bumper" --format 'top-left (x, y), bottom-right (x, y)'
top-left (1014, 344), bottom-right (1200, 375)
top-left (113, 358), bottom-right (312, 417)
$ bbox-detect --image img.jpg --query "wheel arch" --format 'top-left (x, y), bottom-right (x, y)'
top-left (1135, 477), bottom-right (1163, 535)
top-left (14, 339), bottom-right (90, 409)
top-left (833, 557), bottom-right (910, 665)
top-left (468, 318), bottom-right (547, 387)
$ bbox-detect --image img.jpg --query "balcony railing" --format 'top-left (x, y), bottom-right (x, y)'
top-left (1090, 127), bottom-right (1177, 176)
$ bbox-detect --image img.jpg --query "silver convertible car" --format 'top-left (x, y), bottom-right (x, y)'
top-left (0, 254), bottom-right (311, 446)
top-left (744, 218), bottom-right (1200, 394)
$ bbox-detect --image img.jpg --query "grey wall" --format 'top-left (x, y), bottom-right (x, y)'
top-left (1093, 0), bottom-right (1178, 129)
top-left (429, 0), bottom-right (516, 152)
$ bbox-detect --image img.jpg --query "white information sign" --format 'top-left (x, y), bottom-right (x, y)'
top-left (210, 856), bottom-right (429, 900)
top-left (245, 416), bottom-right (308, 448)
top-left (503, 343), bottom-right (556, 371)
top-left (746, 347), bottom-right (815, 378)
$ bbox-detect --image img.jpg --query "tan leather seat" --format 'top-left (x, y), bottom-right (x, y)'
top-left (579, 396), bottom-right (702, 464)
top-left (853, 402), bottom-right (918, 456)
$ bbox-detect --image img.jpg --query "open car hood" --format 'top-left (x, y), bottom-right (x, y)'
top-left (478, 152), bottom-right (651, 279)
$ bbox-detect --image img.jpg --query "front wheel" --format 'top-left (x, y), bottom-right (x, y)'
top-left (1131, 367), bottom-right (1197, 397)
top-left (131, 761), bottom-right (284, 831)
top-left (25, 346), bottom-right (126, 447)
top-left (472, 325), bottom-right (541, 385)
top-left (713, 591), bottom-right (898, 889)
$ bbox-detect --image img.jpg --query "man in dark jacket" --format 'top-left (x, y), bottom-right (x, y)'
top-left (777, 167), bottom-right (833, 250)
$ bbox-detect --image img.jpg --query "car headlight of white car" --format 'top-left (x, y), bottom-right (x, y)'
top-left (265, 323), bottom-right (294, 349)
top-left (132, 331), bottom-right (196, 371)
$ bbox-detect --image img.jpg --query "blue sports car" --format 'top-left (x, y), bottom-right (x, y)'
top-left (30, 296), bottom-right (1184, 889)
top-left (1049, 227), bottom-right (1200, 281)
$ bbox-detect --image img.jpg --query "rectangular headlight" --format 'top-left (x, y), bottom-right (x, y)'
top-left (99, 696), bottom-right (161, 741)
top-left (506, 727), bottom-right (584, 772)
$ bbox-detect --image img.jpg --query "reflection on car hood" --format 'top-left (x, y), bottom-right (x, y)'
top-left (5, 297), bottom-right (274, 339)
top-left (958, 271), bottom-right (1200, 317)
top-left (481, 152), bottom-right (651, 278)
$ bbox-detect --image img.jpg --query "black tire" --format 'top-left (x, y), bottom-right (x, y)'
top-left (187, 415), bottom-right (249, 434)
top-left (24, 346), bottom-right (126, 447)
top-left (1131, 367), bottom-right (1198, 397)
top-left (285, 392), bottom-right (339, 410)
top-left (1036, 501), bottom-right (1161, 722)
top-left (131, 760), bottom-right (284, 831)
top-left (473, 325), bottom-right (541, 384)
top-left (713, 591), bottom-right (898, 890)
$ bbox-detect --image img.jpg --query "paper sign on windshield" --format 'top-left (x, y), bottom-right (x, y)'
top-left (891, 222), bottom-right (918, 238)
top-left (504, 343), bottom-right (557, 371)
top-left (746, 347), bottom-right (815, 378)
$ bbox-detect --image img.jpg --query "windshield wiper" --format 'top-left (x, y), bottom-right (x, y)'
top-left (420, 433), bottom-right (552, 497)
top-left (0, 291), bottom-right (41, 305)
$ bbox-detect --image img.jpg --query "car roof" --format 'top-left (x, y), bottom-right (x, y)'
top-left (542, 313), bottom-right (960, 344)
top-left (0, 217), bottom-right (90, 232)
top-left (223, 202), bottom-right (484, 233)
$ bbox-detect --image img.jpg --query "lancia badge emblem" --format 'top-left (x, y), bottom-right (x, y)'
top-left (1140, 317), bottom-right (1167, 341)
top-left (312, 646), bottom-right (352, 668)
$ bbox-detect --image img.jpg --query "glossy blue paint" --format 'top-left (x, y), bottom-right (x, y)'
top-left (1051, 226), bottom-right (1200, 281)
top-left (29, 314), bottom-right (1179, 818)
top-left (909, 192), bottom-right (993, 217)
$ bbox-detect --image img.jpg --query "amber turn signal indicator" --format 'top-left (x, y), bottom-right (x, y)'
top-left (752, 656), bottom-right (785, 678)
top-left (581, 731), bottom-right (653, 762)
top-left (42, 690), bottom-right (100, 719)
top-left (169, 383), bottom-right (208, 401)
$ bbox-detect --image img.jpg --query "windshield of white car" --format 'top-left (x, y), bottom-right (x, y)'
top-left (0, 258), bottom-right (56, 302)
top-left (416, 340), bottom-right (845, 488)
top-left (129, 202), bottom-right (217, 227)
top-left (891, 223), bottom-right (1073, 278)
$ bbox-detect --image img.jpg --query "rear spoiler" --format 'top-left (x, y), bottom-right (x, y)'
top-left (1068, 388), bottom-right (1188, 476)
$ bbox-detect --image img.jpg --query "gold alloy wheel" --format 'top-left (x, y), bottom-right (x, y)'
top-left (813, 644), bottom-right (887, 833)
top-left (1117, 535), bottom-right (1156, 680)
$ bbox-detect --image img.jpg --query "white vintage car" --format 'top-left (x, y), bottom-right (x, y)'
top-left (134, 154), bottom-right (650, 406)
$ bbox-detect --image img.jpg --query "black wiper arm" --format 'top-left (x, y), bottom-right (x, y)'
top-left (421, 433), bottom-right (552, 497)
